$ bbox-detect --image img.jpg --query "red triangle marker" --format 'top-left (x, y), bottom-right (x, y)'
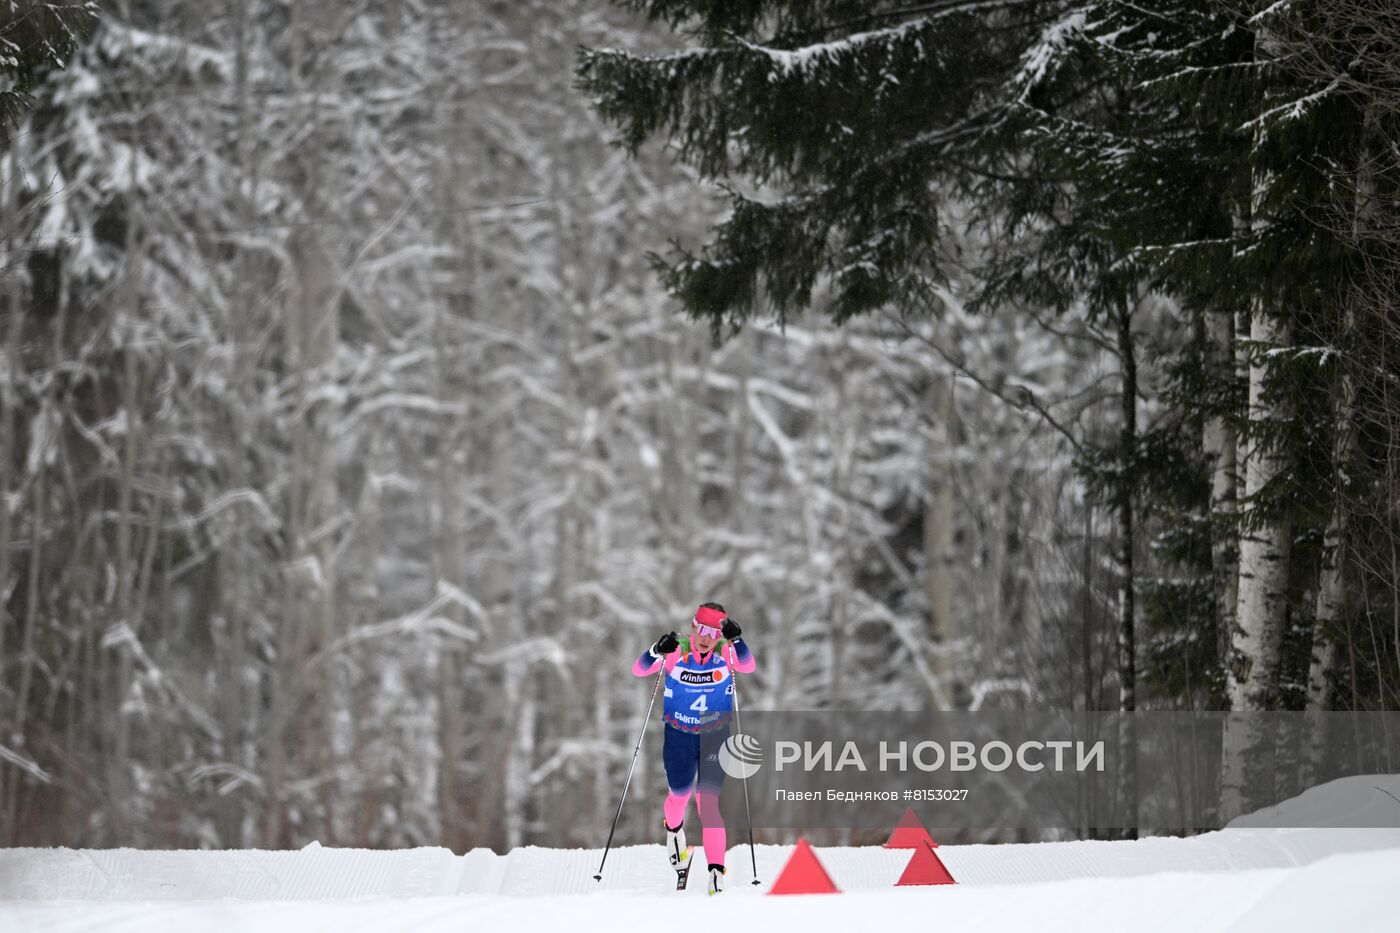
top-left (767, 838), bottom-right (840, 895)
top-left (895, 840), bottom-right (956, 886)
top-left (883, 806), bottom-right (938, 848)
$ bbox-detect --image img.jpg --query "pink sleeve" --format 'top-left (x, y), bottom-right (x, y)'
top-left (633, 650), bottom-right (661, 677)
top-left (634, 648), bottom-right (683, 676)
top-left (728, 641), bottom-right (755, 673)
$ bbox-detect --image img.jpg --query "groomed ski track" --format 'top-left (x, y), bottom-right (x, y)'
top-left (4, 828), bottom-right (1400, 932)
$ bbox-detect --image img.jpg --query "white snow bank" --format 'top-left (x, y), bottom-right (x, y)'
top-left (1228, 773), bottom-right (1400, 828)
top-left (5, 827), bottom-right (1400, 901)
top-left (3, 846), bottom-right (1400, 932)
top-left (6, 775), bottom-right (1400, 932)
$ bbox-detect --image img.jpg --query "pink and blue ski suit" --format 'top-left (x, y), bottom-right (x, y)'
top-left (633, 634), bottom-right (755, 868)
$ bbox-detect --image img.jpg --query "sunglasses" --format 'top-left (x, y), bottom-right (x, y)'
top-left (692, 622), bottom-right (723, 639)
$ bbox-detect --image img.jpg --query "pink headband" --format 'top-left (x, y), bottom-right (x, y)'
top-left (692, 606), bottom-right (726, 637)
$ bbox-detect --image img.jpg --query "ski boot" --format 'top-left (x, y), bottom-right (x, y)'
top-left (667, 821), bottom-right (693, 889)
top-left (707, 864), bottom-right (725, 895)
top-left (666, 821), bottom-right (688, 869)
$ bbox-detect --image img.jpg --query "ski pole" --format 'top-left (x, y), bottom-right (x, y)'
top-left (729, 643), bottom-right (760, 885)
top-left (594, 667), bottom-right (664, 881)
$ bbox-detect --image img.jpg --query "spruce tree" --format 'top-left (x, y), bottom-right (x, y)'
top-left (0, 2), bottom-right (96, 129)
top-left (580, 0), bottom-right (1382, 726)
top-left (578, 1), bottom-right (1068, 329)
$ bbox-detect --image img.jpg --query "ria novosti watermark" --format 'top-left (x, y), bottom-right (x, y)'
top-left (719, 733), bottom-right (763, 779)
top-left (699, 711), bottom-right (1400, 831)
top-left (765, 737), bottom-right (1105, 774)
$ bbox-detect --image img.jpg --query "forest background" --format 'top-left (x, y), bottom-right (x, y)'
top-left (2, 0), bottom-right (1398, 850)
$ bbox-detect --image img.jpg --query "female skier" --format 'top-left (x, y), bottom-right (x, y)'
top-left (633, 601), bottom-right (755, 894)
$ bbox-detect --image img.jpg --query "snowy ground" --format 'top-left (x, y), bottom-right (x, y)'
top-left (4, 829), bottom-right (1400, 932)
top-left (5, 777), bottom-right (1400, 931)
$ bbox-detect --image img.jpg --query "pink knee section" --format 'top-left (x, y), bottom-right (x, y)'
top-left (663, 790), bottom-right (691, 829)
top-left (696, 790), bottom-right (725, 866)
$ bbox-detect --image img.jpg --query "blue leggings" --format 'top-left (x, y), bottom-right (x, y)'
top-left (661, 725), bottom-right (727, 855)
top-left (662, 725), bottom-right (728, 794)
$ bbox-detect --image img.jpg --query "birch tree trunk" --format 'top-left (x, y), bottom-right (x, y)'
top-left (1203, 305), bottom-right (1238, 684)
top-left (1222, 20), bottom-right (1297, 820)
top-left (1220, 295), bottom-right (1294, 822)
top-left (1221, 301), bottom-right (1293, 816)
top-left (1228, 307), bottom-right (1292, 712)
top-left (1307, 366), bottom-right (1353, 714)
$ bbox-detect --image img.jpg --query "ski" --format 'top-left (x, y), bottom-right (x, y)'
top-left (675, 846), bottom-right (694, 890)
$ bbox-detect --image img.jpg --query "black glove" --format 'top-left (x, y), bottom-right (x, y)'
top-left (651, 631), bottom-right (679, 656)
top-left (721, 617), bottom-right (742, 641)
